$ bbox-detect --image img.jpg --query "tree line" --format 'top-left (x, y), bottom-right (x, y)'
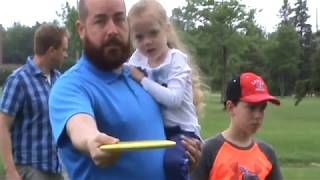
top-left (1, 0), bottom-right (319, 104)
top-left (171, 0), bottom-right (320, 104)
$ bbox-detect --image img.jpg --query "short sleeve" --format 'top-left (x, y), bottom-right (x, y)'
top-left (191, 135), bottom-right (224, 180)
top-left (257, 141), bottom-right (283, 180)
top-left (49, 75), bottom-right (94, 145)
top-left (0, 76), bottom-right (24, 116)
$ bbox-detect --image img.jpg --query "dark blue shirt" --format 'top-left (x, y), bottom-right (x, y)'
top-left (0, 57), bottom-right (62, 173)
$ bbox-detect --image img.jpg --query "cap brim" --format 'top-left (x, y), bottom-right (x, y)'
top-left (241, 94), bottom-right (280, 105)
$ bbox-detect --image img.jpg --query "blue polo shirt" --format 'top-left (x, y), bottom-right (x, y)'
top-left (49, 54), bottom-right (166, 180)
top-left (0, 57), bottom-right (62, 173)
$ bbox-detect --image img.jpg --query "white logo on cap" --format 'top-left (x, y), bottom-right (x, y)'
top-left (251, 79), bottom-right (265, 92)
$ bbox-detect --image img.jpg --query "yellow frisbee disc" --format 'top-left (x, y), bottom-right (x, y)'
top-left (100, 140), bottom-right (176, 151)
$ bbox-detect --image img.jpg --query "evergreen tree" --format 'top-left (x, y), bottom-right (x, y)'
top-left (57, 2), bottom-right (81, 60)
top-left (279, 0), bottom-right (293, 25)
top-left (291, 0), bottom-right (312, 80)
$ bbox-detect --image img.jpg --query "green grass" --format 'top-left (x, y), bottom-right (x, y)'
top-left (200, 93), bottom-right (320, 179)
top-left (0, 92), bottom-right (319, 179)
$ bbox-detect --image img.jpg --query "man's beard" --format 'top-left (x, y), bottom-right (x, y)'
top-left (84, 35), bottom-right (130, 71)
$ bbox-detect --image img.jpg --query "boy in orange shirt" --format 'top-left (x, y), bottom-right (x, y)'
top-left (191, 72), bottom-right (283, 180)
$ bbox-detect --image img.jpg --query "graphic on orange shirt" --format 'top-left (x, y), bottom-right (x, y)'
top-left (209, 142), bottom-right (272, 180)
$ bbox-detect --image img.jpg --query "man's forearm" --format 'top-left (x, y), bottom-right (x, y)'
top-left (0, 119), bottom-right (17, 173)
top-left (65, 113), bottom-right (121, 167)
top-left (66, 113), bottom-right (100, 154)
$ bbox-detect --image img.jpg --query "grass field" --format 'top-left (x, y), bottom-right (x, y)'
top-left (201, 93), bottom-right (320, 179)
top-left (0, 92), bottom-right (319, 179)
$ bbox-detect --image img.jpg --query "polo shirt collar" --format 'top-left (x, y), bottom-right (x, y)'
top-left (26, 56), bottom-right (45, 76)
top-left (79, 53), bottom-right (130, 83)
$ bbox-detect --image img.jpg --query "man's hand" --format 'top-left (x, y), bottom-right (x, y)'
top-left (130, 66), bottom-right (145, 82)
top-left (66, 113), bottom-right (121, 167)
top-left (87, 132), bottom-right (120, 167)
top-left (181, 135), bottom-right (203, 171)
top-left (0, 113), bottom-right (21, 180)
top-left (5, 168), bottom-right (21, 180)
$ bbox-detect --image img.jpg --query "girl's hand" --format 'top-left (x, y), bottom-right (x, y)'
top-left (130, 66), bottom-right (145, 82)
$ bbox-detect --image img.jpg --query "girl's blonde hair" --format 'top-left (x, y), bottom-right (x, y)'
top-left (128, 0), bottom-right (205, 115)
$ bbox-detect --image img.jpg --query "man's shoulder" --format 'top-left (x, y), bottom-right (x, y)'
top-left (51, 62), bottom-right (98, 98)
top-left (58, 63), bottom-right (85, 81)
top-left (3, 65), bottom-right (29, 86)
top-left (10, 63), bottom-right (28, 75)
top-left (51, 67), bottom-right (82, 94)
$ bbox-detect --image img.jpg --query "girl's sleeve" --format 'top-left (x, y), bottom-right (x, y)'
top-left (141, 52), bottom-right (191, 108)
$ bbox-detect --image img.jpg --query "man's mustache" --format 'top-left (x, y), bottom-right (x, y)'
top-left (104, 37), bottom-right (123, 47)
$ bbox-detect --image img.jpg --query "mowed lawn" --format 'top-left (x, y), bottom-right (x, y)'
top-left (0, 92), bottom-right (319, 179)
top-left (201, 93), bottom-right (320, 179)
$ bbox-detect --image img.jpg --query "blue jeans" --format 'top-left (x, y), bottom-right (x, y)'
top-left (164, 126), bottom-right (200, 180)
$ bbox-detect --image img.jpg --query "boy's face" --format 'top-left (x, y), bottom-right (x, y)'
top-left (228, 101), bottom-right (267, 135)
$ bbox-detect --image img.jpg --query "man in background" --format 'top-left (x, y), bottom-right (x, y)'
top-left (0, 23), bottom-right (69, 180)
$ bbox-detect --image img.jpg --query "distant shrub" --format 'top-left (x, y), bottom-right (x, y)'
top-left (0, 64), bottom-right (20, 86)
top-left (294, 79), bottom-right (311, 106)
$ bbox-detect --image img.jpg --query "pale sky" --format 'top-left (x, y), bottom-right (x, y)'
top-left (0, 0), bottom-right (319, 32)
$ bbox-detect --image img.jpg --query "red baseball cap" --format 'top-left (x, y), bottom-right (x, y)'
top-left (225, 72), bottom-right (280, 105)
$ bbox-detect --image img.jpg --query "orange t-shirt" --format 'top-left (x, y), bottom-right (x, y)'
top-left (191, 134), bottom-right (282, 180)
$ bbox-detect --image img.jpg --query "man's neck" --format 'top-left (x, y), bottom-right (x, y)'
top-left (33, 55), bottom-right (51, 75)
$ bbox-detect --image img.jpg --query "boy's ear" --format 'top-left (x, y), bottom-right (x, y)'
top-left (226, 101), bottom-right (238, 118)
top-left (226, 100), bottom-right (235, 113)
